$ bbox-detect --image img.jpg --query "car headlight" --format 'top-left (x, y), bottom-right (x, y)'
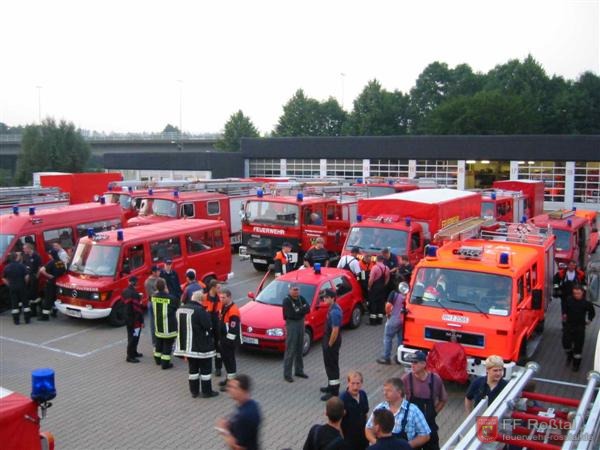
top-left (266, 328), bottom-right (284, 337)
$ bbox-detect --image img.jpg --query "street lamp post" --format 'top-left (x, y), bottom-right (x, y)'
top-left (36, 86), bottom-right (42, 123)
top-left (340, 73), bottom-right (346, 109)
top-left (177, 80), bottom-right (183, 151)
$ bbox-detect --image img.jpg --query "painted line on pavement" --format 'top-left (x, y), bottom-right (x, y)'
top-left (41, 325), bottom-right (102, 345)
top-left (225, 274), bottom-right (264, 288)
top-left (0, 335), bottom-right (126, 358)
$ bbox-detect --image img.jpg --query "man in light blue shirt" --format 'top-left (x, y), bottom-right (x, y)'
top-left (365, 377), bottom-right (430, 448)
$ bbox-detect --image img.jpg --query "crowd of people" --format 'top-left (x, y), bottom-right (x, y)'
top-left (3, 230), bottom-right (596, 449)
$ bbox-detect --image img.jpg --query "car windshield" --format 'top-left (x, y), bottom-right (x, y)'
top-left (0, 233), bottom-right (15, 257)
top-left (410, 268), bottom-right (512, 316)
top-left (367, 186), bottom-right (395, 197)
top-left (70, 242), bottom-right (120, 276)
top-left (152, 199), bottom-right (178, 218)
top-left (345, 226), bottom-right (407, 255)
top-left (256, 281), bottom-right (316, 306)
top-left (554, 229), bottom-right (571, 251)
top-left (245, 201), bottom-right (298, 226)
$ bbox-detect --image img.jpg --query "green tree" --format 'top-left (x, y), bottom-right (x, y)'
top-left (162, 124), bottom-right (180, 133)
top-left (345, 80), bottom-right (409, 136)
top-left (274, 89), bottom-right (347, 136)
top-left (570, 71), bottom-right (600, 134)
top-left (16, 118), bottom-right (91, 184)
top-left (215, 110), bottom-right (260, 152)
top-left (423, 90), bottom-right (537, 134)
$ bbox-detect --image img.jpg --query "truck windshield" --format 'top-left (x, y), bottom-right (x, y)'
top-left (0, 233), bottom-right (15, 257)
top-left (346, 226), bottom-right (408, 255)
top-left (367, 186), bottom-right (395, 197)
top-left (481, 201), bottom-right (495, 218)
top-left (245, 201), bottom-right (298, 226)
top-left (256, 281), bottom-right (316, 306)
top-left (70, 242), bottom-right (120, 276)
top-left (410, 268), bottom-right (512, 316)
top-left (554, 229), bottom-right (571, 251)
top-left (152, 199), bottom-right (178, 218)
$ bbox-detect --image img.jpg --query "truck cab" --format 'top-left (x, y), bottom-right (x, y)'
top-left (480, 190), bottom-right (526, 223)
top-left (398, 223), bottom-right (555, 379)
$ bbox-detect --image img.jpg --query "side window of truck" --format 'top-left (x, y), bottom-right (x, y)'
top-left (186, 231), bottom-right (213, 254)
top-left (213, 228), bottom-right (224, 248)
top-left (11, 235), bottom-right (36, 253)
top-left (207, 201), bottom-right (220, 216)
top-left (531, 263), bottom-right (538, 286)
top-left (517, 277), bottom-right (524, 303)
top-left (411, 233), bottom-right (420, 251)
top-left (126, 244), bottom-right (145, 271)
top-left (150, 237), bottom-right (182, 262)
top-left (43, 227), bottom-right (74, 252)
top-left (525, 270), bottom-right (532, 293)
top-left (181, 203), bottom-right (195, 218)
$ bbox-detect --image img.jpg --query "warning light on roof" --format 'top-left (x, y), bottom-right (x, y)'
top-left (297, 193), bottom-right (304, 202)
top-left (108, 185), bottom-right (113, 191)
top-left (357, 214), bottom-right (362, 222)
top-left (425, 245), bottom-right (438, 260)
top-left (31, 368), bottom-right (56, 403)
top-left (12, 206), bottom-right (19, 215)
top-left (173, 190), bottom-right (179, 198)
top-left (572, 207), bottom-right (576, 211)
top-left (117, 229), bottom-right (124, 241)
top-left (99, 196), bottom-right (106, 204)
top-left (521, 215), bottom-right (527, 223)
top-left (356, 178), bottom-right (363, 184)
top-left (314, 263), bottom-right (321, 274)
top-left (128, 186), bottom-right (133, 193)
top-left (491, 192), bottom-right (496, 200)
top-left (388, 179), bottom-right (394, 185)
top-left (567, 219), bottom-right (572, 227)
top-left (87, 228), bottom-right (94, 238)
top-left (405, 218), bottom-right (411, 226)
top-left (29, 207), bottom-right (35, 216)
top-left (148, 188), bottom-right (153, 196)
top-left (498, 252), bottom-right (510, 268)
top-left (257, 189), bottom-right (264, 198)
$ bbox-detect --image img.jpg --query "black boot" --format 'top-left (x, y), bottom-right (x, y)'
top-left (573, 358), bottom-right (582, 372)
top-left (12, 313), bottom-right (20, 325)
top-left (189, 379), bottom-right (200, 398)
top-left (566, 351), bottom-right (573, 366)
top-left (201, 380), bottom-right (219, 398)
top-left (320, 386), bottom-right (331, 393)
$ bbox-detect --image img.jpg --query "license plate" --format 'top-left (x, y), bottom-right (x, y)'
top-left (242, 336), bottom-right (259, 345)
top-left (252, 258), bottom-right (267, 264)
top-left (65, 308), bottom-right (82, 318)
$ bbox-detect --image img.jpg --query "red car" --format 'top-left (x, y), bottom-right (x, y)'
top-left (240, 267), bottom-right (365, 355)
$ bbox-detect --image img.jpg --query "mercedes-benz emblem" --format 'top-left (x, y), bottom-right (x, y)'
top-left (72, 290), bottom-right (78, 298)
top-left (247, 326), bottom-right (253, 333)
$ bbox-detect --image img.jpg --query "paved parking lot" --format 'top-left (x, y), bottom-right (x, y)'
top-left (1, 257), bottom-right (599, 449)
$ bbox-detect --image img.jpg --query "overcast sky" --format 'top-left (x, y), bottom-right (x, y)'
top-left (1, 0), bottom-right (598, 135)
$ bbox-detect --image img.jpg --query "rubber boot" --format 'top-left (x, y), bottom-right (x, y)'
top-left (189, 379), bottom-right (200, 398)
top-left (201, 380), bottom-right (218, 398)
top-left (24, 309), bottom-right (31, 324)
top-left (154, 351), bottom-right (162, 366)
top-left (573, 358), bottom-right (582, 372)
top-left (566, 351), bottom-right (573, 366)
top-left (12, 312), bottom-right (20, 325)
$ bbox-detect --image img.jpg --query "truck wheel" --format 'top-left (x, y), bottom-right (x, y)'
top-left (302, 328), bottom-right (313, 356)
top-left (108, 301), bottom-right (126, 327)
top-left (349, 304), bottom-right (362, 329)
top-left (252, 261), bottom-right (269, 272)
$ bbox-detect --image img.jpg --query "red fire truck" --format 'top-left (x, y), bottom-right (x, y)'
top-left (492, 180), bottom-right (545, 219)
top-left (343, 189), bottom-right (482, 265)
top-left (530, 209), bottom-right (595, 268)
top-left (55, 219), bottom-right (232, 326)
top-left (398, 222), bottom-right (555, 379)
top-left (240, 186), bottom-right (362, 271)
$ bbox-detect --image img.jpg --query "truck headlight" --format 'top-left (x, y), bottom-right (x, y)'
top-left (266, 328), bottom-right (284, 337)
top-left (91, 292), bottom-right (100, 300)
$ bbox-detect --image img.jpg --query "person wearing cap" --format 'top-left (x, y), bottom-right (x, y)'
top-left (337, 246), bottom-right (364, 281)
top-left (398, 255), bottom-right (413, 284)
top-left (123, 276), bottom-right (144, 363)
top-left (151, 278), bottom-right (180, 370)
top-left (464, 355), bottom-right (508, 413)
top-left (22, 243), bottom-right (42, 318)
top-left (160, 258), bottom-right (182, 299)
top-left (174, 290), bottom-right (219, 398)
top-left (365, 377), bottom-right (430, 448)
top-left (38, 248), bottom-right (67, 321)
top-left (218, 288), bottom-right (241, 391)
top-left (274, 242), bottom-right (294, 277)
top-left (319, 288), bottom-right (343, 401)
top-left (381, 247), bottom-right (400, 295)
top-left (202, 279), bottom-right (224, 377)
top-left (562, 284), bottom-right (595, 372)
top-left (401, 351), bottom-right (447, 450)
top-left (2, 252), bottom-right (29, 325)
top-left (144, 265), bottom-right (161, 347)
top-left (368, 255), bottom-right (390, 325)
top-left (282, 283), bottom-right (310, 382)
top-left (181, 269), bottom-right (204, 304)
top-left (304, 237), bottom-right (330, 268)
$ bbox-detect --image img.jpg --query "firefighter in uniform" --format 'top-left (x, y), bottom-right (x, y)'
top-left (562, 284), bottom-right (595, 371)
top-left (554, 260), bottom-right (586, 306)
top-left (2, 252), bottom-right (29, 325)
top-left (123, 276), bottom-right (144, 363)
top-left (368, 255), bottom-right (390, 325)
top-left (218, 288), bottom-right (241, 391)
top-left (22, 243), bottom-right (42, 317)
top-left (174, 290), bottom-right (219, 398)
top-left (38, 249), bottom-right (66, 321)
top-left (319, 289), bottom-right (342, 401)
top-left (203, 279), bottom-right (223, 376)
top-left (152, 278), bottom-right (179, 369)
top-left (274, 242), bottom-right (294, 277)
top-left (337, 246), bottom-right (364, 282)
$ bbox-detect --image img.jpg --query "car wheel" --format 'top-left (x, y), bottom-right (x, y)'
top-left (252, 261), bottom-right (269, 272)
top-left (349, 304), bottom-right (362, 329)
top-left (108, 301), bottom-right (126, 327)
top-left (302, 328), bottom-right (313, 356)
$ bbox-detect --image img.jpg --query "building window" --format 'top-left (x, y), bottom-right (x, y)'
top-left (369, 159), bottom-right (410, 178)
top-left (415, 160), bottom-right (458, 188)
top-left (517, 161), bottom-right (566, 202)
top-left (249, 159), bottom-right (281, 177)
top-left (326, 159), bottom-right (363, 179)
top-left (286, 159), bottom-right (320, 178)
top-left (574, 161), bottom-right (600, 205)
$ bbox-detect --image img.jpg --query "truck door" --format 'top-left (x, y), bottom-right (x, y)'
top-left (180, 203), bottom-right (195, 218)
top-left (303, 205), bottom-right (327, 249)
top-left (408, 231), bottom-right (423, 264)
top-left (513, 198), bottom-right (525, 222)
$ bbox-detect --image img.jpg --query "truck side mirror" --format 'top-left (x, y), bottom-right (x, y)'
top-left (531, 289), bottom-right (542, 310)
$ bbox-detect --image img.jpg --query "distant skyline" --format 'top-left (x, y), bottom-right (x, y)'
top-left (1, 0), bottom-right (598, 135)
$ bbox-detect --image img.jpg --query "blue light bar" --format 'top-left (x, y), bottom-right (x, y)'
top-left (296, 192), bottom-right (304, 202)
top-left (148, 188), bottom-right (153, 196)
top-left (31, 368), bottom-right (56, 403)
top-left (426, 245), bottom-right (438, 258)
top-left (87, 228), bottom-right (94, 238)
top-left (117, 229), bottom-right (124, 241)
top-left (29, 207), bottom-right (35, 216)
top-left (12, 206), bottom-right (19, 215)
top-left (357, 214), bottom-right (362, 222)
top-left (257, 189), bottom-right (264, 198)
top-left (314, 263), bottom-right (321, 274)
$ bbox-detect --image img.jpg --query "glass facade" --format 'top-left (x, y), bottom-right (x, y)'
top-left (326, 159), bottom-right (363, 179)
top-left (517, 161), bottom-right (566, 202)
top-left (369, 159), bottom-right (410, 178)
top-left (415, 160), bottom-right (459, 188)
top-left (574, 161), bottom-right (600, 205)
top-left (285, 159), bottom-right (321, 178)
top-left (248, 158), bottom-right (281, 177)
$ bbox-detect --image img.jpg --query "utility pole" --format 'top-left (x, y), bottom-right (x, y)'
top-left (36, 86), bottom-right (42, 123)
top-left (177, 80), bottom-right (183, 151)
